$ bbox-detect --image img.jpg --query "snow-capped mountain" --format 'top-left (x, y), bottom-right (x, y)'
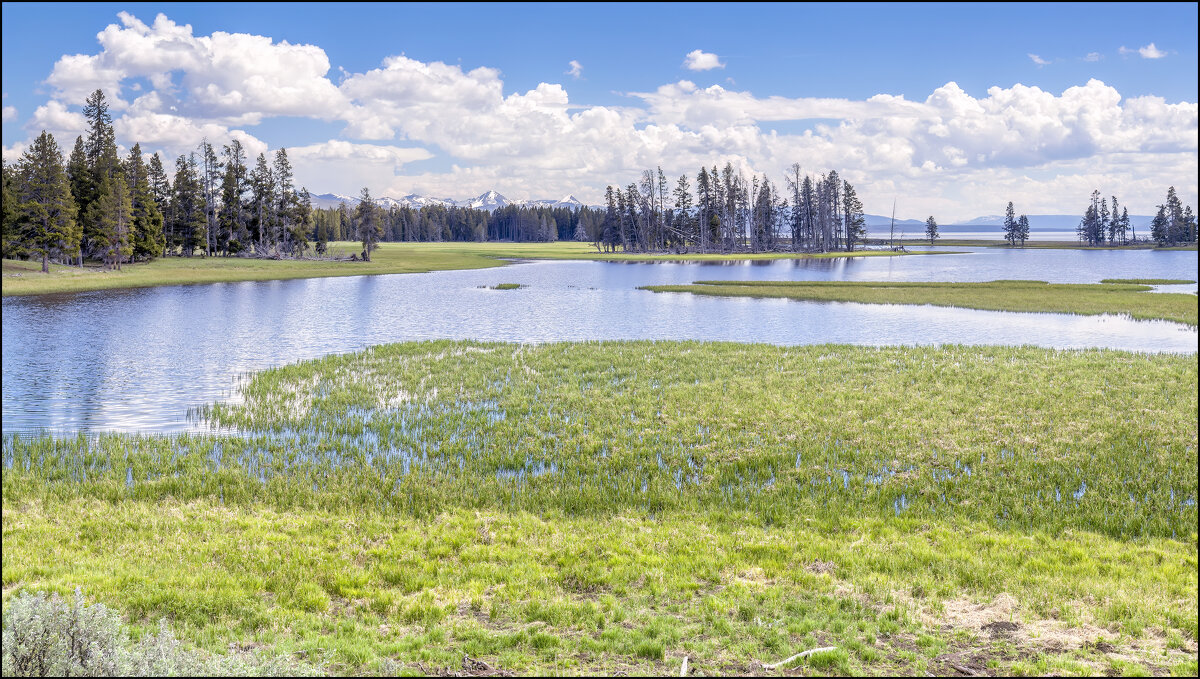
top-left (310, 190), bottom-right (590, 212)
top-left (464, 190), bottom-right (511, 211)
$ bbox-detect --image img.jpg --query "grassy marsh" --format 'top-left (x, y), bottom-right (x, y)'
top-left (640, 279), bottom-right (1200, 326)
top-left (3, 242), bottom-right (956, 297)
top-left (3, 342), bottom-right (1197, 675)
top-left (1100, 278), bottom-right (1197, 285)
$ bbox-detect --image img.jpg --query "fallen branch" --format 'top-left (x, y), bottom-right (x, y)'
top-left (680, 655), bottom-right (688, 676)
top-left (949, 664), bottom-right (977, 676)
top-left (762, 646), bottom-right (838, 670)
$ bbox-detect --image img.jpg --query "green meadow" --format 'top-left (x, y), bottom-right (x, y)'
top-left (4, 342), bottom-right (1197, 675)
top-left (2, 242), bottom-right (954, 297)
top-left (640, 279), bottom-right (1200, 326)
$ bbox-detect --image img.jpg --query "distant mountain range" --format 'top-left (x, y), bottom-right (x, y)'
top-left (310, 190), bottom-right (587, 212)
top-left (862, 213), bottom-right (1155, 230)
top-left (312, 190), bottom-right (1154, 229)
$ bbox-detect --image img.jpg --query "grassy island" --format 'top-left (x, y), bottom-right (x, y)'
top-left (4, 342), bottom-right (1196, 676)
top-left (640, 279), bottom-right (1200, 326)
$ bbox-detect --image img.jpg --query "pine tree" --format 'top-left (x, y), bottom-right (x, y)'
top-left (88, 173), bottom-right (133, 270)
top-left (169, 154), bottom-right (206, 256)
top-left (81, 89), bottom-right (120, 261)
top-left (273, 149), bottom-right (296, 255)
top-left (248, 153), bottom-right (275, 254)
top-left (356, 187), bottom-right (381, 261)
top-left (841, 180), bottom-right (866, 251)
top-left (1003, 201), bottom-right (1017, 246)
top-left (1, 161), bottom-right (21, 259)
top-left (147, 153), bottom-right (171, 207)
top-left (198, 140), bottom-right (220, 257)
top-left (292, 188), bottom-right (313, 256)
top-left (15, 131), bottom-right (79, 273)
top-left (1150, 204), bottom-right (1169, 246)
top-left (123, 144), bottom-right (164, 260)
top-left (925, 216), bottom-right (938, 245)
top-left (1017, 214), bottom-right (1030, 246)
top-left (65, 136), bottom-right (91, 265)
top-left (218, 140), bottom-right (248, 254)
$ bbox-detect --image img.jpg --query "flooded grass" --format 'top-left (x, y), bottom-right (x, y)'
top-left (641, 279), bottom-right (1200, 326)
top-left (3, 342), bottom-right (1197, 674)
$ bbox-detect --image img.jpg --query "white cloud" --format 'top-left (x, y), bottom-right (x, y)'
top-left (566, 60), bottom-right (583, 79)
top-left (2, 105), bottom-right (16, 122)
top-left (46, 12), bottom-right (348, 124)
top-left (1028, 54), bottom-right (1051, 66)
top-left (1138, 42), bottom-right (1166, 59)
top-left (1084, 52), bottom-right (1102, 62)
top-left (286, 140), bottom-right (434, 193)
top-left (5, 12), bottom-right (1195, 221)
top-left (1120, 43), bottom-right (1167, 59)
top-left (683, 50), bottom-right (724, 71)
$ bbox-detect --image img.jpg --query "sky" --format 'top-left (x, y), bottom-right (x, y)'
top-left (2, 2), bottom-right (1197, 221)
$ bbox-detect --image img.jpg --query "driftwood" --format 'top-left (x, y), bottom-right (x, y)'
top-left (949, 664), bottom-right (978, 676)
top-left (761, 646), bottom-right (838, 670)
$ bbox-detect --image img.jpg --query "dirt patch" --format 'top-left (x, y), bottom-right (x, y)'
top-left (806, 559), bottom-right (836, 575)
top-left (982, 620), bottom-right (1020, 638)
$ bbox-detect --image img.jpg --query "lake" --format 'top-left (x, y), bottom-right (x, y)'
top-left (2, 247), bottom-right (1196, 433)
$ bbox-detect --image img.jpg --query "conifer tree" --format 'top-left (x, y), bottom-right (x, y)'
top-left (88, 173), bottom-right (133, 270)
top-left (169, 154), bottom-right (206, 256)
top-left (65, 136), bottom-right (91, 265)
top-left (355, 187), bottom-right (381, 261)
top-left (1003, 201), bottom-right (1017, 246)
top-left (1, 161), bottom-right (20, 258)
top-left (841, 180), bottom-right (866, 251)
top-left (123, 144), bottom-right (164, 260)
top-left (219, 140), bottom-right (248, 254)
top-left (924, 216), bottom-right (939, 245)
top-left (15, 131), bottom-right (79, 272)
top-left (81, 89), bottom-right (120, 260)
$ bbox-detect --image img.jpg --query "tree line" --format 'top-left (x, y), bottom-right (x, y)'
top-left (589, 163), bottom-right (866, 254)
top-left (1075, 188), bottom-right (1195, 247)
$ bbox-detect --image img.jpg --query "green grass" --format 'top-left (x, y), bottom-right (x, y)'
top-left (889, 238), bottom-right (1198, 251)
top-left (489, 283), bottom-right (523, 290)
top-left (1100, 278), bottom-right (1196, 285)
top-left (1, 242), bottom-right (508, 297)
top-left (4, 342), bottom-right (1197, 675)
top-left (640, 279), bottom-right (1200, 326)
top-left (2, 242), bottom-right (958, 297)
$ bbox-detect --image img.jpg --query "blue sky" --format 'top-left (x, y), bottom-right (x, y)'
top-left (2, 2), bottom-right (1196, 220)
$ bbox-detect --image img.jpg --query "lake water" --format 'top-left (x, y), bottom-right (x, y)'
top-left (2, 247), bottom-right (1196, 433)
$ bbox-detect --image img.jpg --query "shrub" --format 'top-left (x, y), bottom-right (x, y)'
top-left (1, 590), bottom-right (322, 677)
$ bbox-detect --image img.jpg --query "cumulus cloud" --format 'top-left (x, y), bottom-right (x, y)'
top-left (2, 105), bottom-right (16, 122)
top-left (1138, 42), bottom-right (1167, 59)
top-left (1028, 54), bottom-right (1051, 66)
top-left (566, 60), bottom-right (583, 79)
top-left (683, 50), bottom-right (724, 71)
top-left (46, 12), bottom-right (347, 124)
top-left (5, 11), bottom-right (1195, 221)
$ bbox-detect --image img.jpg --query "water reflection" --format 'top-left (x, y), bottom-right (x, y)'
top-left (3, 249), bottom-right (1197, 433)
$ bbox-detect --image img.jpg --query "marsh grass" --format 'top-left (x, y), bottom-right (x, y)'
top-left (3, 342), bottom-right (1197, 674)
top-left (1100, 278), bottom-right (1196, 285)
top-left (641, 279), bottom-right (1200, 326)
top-left (2, 242), bottom-right (956, 297)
